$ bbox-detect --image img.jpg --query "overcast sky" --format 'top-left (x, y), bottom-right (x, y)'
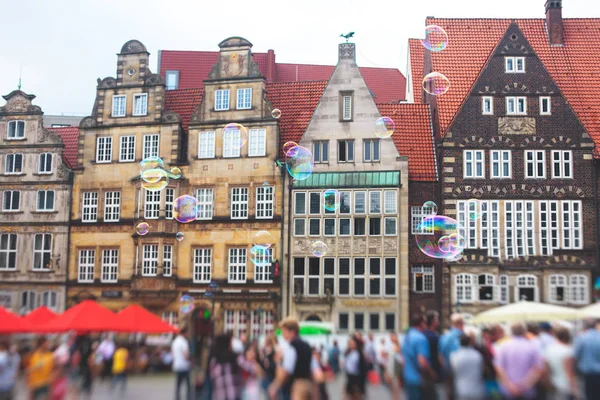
top-left (1, 0), bottom-right (598, 115)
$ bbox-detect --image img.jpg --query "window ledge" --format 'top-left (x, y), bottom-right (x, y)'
top-left (111, 115), bottom-right (126, 118)
top-left (29, 269), bottom-right (54, 274)
top-left (5, 138), bottom-right (27, 141)
top-left (132, 113), bottom-right (148, 117)
top-left (32, 173), bottom-right (54, 176)
top-left (3, 173), bottom-right (25, 177)
top-left (1, 210), bottom-right (23, 214)
top-left (0, 269), bottom-right (18, 273)
top-left (92, 161), bottom-right (113, 165)
top-left (32, 210), bottom-right (58, 214)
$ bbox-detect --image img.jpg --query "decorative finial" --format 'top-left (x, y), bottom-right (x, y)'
top-left (18, 64), bottom-right (22, 91)
top-left (340, 32), bottom-right (355, 43)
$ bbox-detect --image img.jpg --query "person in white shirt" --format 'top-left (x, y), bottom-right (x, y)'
top-left (97, 335), bottom-right (116, 381)
top-left (171, 326), bottom-right (191, 400)
top-left (544, 326), bottom-right (579, 400)
top-left (450, 334), bottom-right (485, 400)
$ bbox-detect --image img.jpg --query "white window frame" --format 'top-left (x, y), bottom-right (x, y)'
top-left (411, 206), bottom-right (434, 235)
top-left (142, 244), bottom-right (159, 276)
top-left (101, 249), bottom-right (119, 283)
top-left (477, 274), bottom-right (496, 303)
top-left (39, 291), bottom-right (58, 312)
top-left (384, 217), bottom-right (397, 236)
top-left (489, 201), bottom-right (500, 257)
top-left (256, 186), bottom-right (274, 219)
top-left (119, 136), bottom-right (136, 162)
top-left (144, 190), bottom-right (160, 219)
top-left (363, 139), bottom-right (380, 162)
top-left (570, 275), bottom-right (589, 305)
top-left (224, 310), bottom-right (247, 338)
top-left (223, 127), bottom-right (241, 158)
top-left (354, 258), bottom-right (366, 297)
top-left (383, 258), bottom-right (397, 297)
top-left (228, 248), bottom-right (247, 283)
top-left (368, 258), bottom-right (382, 297)
top-left (82, 192), bottom-right (98, 222)
top-left (463, 150), bottom-right (485, 178)
top-left (0, 233), bottom-right (18, 271)
top-left (312, 141), bottom-right (329, 164)
top-left (33, 233), bottom-right (52, 271)
top-left (112, 95), bottom-right (126, 117)
top-left (7, 120), bottom-right (25, 139)
top-left (354, 192), bottom-right (366, 214)
top-left (104, 191), bottom-right (121, 222)
top-left (195, 188), bottom-right (214, 220)
top-left (506, 96), bottom-right (527, 115)
top-left (165, 70), bottom-right (179, 90)
top-left (133, 93), bottom-right (148, 116)
top-left (236, 88), bottom-right (252, 110)
top-left (540, 96), bottom-right (551, 115)
top-left (36, 190), bottom-right (55, 211)
top-left (548, 274), bottom-right (568, 304)
top-left (165, 188), bottom-right (174, 220)
top-left (482, 96), bottom-right (493, 115)
top-left (38, 153), bottom-right (53, 174)
top-left (412, 265), bottom-right (434, 293)
top-left (505, 56), bottom-right (525, 73)
top-left (499, 275), bottom-right (509, 304)
top-left (384, 191), bottom-right (397, 214)
top-left (248, 129), bottom-right (266, 157)
top-left (215, 89), bottom-right (230, 111)
top-left (339, 218), bottom-right (351, 236)
top-left (253, 247), bottom-right (272, 283)
top-left (338, 140), bottom-right (354, 163)
top-left (2, 190), bottom-right (20, 212)
top-left (78, 249), bottom-right (95, 283)
top-left (504, 201), bottom-right (515, 259)
top-left (96, 137), bottom-right (113, 163)
top-left (491, 150), bottom-right (511, 178)
top-left (198, 131), bottom-right (216, 159)
top-left (369, 191), bottom-right (381, 214)
top-left (142, 134), bottom-right (160, 159)
top-left (525, 150), bottom-right (546, 179)
top-left (561, 200), bottom-right (583, 249)
top-left (5, 153), bottom-right (23, 174)
top-left (293, 218), bottom-right (306, 236)
top-left (551, 150), bottom-right (572, 179)
top-left (515, 274), bottom-right (538, 302)
top-left (163, 245), bottom-right (173, 277)
top-left (294, 192), bottom-right (307, 215)
top-left (323, 218), bottom-right (336, 237)
top-left (231, 187), bottom-right (249, 219)
top-left (193, 248), bottom-right (211, 283)
top-left (455, 274), bottom-right (474, 303)
top-left (342, 95), bottom-right (352, 120)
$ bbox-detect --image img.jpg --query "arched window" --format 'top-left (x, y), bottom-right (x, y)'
top-left (515, 275), bottom-right (538, 302)
top-left (548, 274), bottom-right (567, 303)
top-left (499, 275), bottom-right (509, 304)
top-left (305, 314), bottom-right (322, 322)
top-left (455, 274), bottom-right (474, 303)
top-left (477, 274), bottom-right (496, 302)
top-left (570, 275), bottom-right (589, 305)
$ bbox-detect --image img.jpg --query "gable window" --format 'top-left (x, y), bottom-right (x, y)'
top-left (163, 245), bottom-right (173, 276)
top-left (101, 249), bottom-right (119, 283)
top-left (455, 274), bottom-right (474, 303)
top-left (2, 190), bottom-right (20, 212)
top-left (411, 206), bottom-right (434, 234)
top-left (119, 136), bottom-right (136, 162)
top-left (340, 92), bottom-right (353, 121)
top-left (505, 56), bottom-right (525, 73)
top-left (364, 139), bottom-right (380, 162)
top-left (104, 191), bottom-right (121, 222)
top-left (525, 150), bottom-right (545, 178)
top-left (506, 96), bottom-right (527, 115)
top-left (253, 247), bottom-right (272, 283)
top-left (198, 131), bottom-right (216, 159)
top-left (5, 154), bottom-right (23, 174)
top-left (231, 187), bottom-right (249, 219)
top-left (144, 190), bottom-right (160, 219)
top-left (248, 129), bottom-right (266, 157)
top-left (7, 120), bottom-right (25, 139)
top-left (412, 265), bottom-right (434, 293)
top-left (482, 97), bottom-right (493, 115)
top-left (82, 192), bottom-right (98, 222)
top-left (228, 248), bottom-right (247, 283)
top-left (215, 89), bottom-right (230, 111)
top-left (464, 150), bottom-right (485, 178)
top-left (196, 188), bottom-right (213, 220)
top-left (33, 233), bottom-right (52, 270)
top-left (551, 150), bottom-right (572, 179)
top-left (133, 94), bottom-right (148, 116)
top-left (0, 234), bottom-right (17, 270)
top-left (165, 71), bottom-right (179, 90)
top-left (313, 141), bottom-right (329, 163)
top-left (338, 140), bottom-right (354, 162)
top-left (540, 97), bottom-right (551, 115)
top-left (193, 248), bottom-right (211, 283)
top-left (36, 190), bottom-right (55, 211)
top-left (38, 153), bottom-right (53, 174)
top-left (112, 95), bottom-right (126, 117)
top-left (491, 150), bottom-right (511, 178)
top-left (142, 244), bottom-right (158, 276)
top-left (165, 188), bottom-right (174, 219)
top-left (142, 134), bottom-right (159, 159)
top-left (223, 127), bottom-right (241, 158)
top-left (96, 137), bottom-right (113, 163)
top-left (256, 186), bottom-right (274, 219)
top-left (478, 274), bottom-right (496, 302)
top-left (236, 88), bottom-right (252, 110)
top-left (570, 275), bottom-right (588, 305)
top-left (549, 274), bottom-right (567, 303)
top-left (78, 249), bottom-right (95, 282)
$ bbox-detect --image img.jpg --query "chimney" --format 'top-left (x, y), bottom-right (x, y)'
top-left (545, 0), bottom-right (564, 46)
top-left (266, 49), bottom-right (276, 82)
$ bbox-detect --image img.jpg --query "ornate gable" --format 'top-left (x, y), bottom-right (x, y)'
top-left (0, 90), bottom-right (42, 115)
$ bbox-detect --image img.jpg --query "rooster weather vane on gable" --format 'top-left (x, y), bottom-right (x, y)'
top-left (340, 32), bottom-right (355, 43)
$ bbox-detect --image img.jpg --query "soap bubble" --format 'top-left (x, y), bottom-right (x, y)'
top-left (173, 195), bottom-right (198, 223)
top-left (415, 215), bottom-right (466, 259)
top-left (169, 167), bottom-right (182, 179)
top-left (420, 25), bottom-right (449, 52)
top-left (423, 72), bottom-right (450, 96)
top-left (466, 199), bottom-right (483, 221)
top-left (140, 156), bottom-right (164, 174)
top-left (374, 117), bottom-right (395, 139)
top-left (253, 230), bottom-right (273, 248)
top-left (263, 182), bottom-right (270, 186)
top-left (323, 189), bottom-right (340, 212)
top-left (283, 142), bottom-right (299, 157)
top-left (141, 168), bottom-right (170, 191)
top-left (423, 201), bottom-right (438, 217)
top-left (179, 294), bottom-right (194, 314)
top-left (135, 222), bottom-right (149, 235)
top-left (176, 232), bottom-right (185, 242)
top-left (285, 146), bottom-right (314, 181)
top-left (272, 108), bottom-right (282, 119)
top-left (446, 252), bottom-right (463, 263)
top-left (311, 241), bottom-right (328, 257)
top-left (223, 123), bottom-right (248, 149)
top-left (250, 245), bottom-right (270, 265)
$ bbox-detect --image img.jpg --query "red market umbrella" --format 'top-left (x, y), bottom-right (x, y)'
top-left (32, 300), bottom-right (120, 334)
top-left (115, 305), bottom-right (179, 334)
top-left (21, 306), bottom-right (58, 326)
top-left (0, 307), bottom-right (31, 334)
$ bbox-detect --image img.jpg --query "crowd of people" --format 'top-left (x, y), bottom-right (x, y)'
top-left (1, 312), bottom-right (600, 399)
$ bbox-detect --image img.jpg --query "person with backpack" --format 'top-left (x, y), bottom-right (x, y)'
top-left (403, 313), bottom-right (436, 400)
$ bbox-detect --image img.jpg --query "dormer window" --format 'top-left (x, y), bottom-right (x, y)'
top-left (236, 88), bottom-right (252, 110)
top-left (339, 91), bottom-right (354, 121)
top-left (7, 120), bottom-right (25, 139)
top-left (112, 95), bottom-right (126, 117)
top-left (505, 56), bottom-right (525, 73)
top-left (215, 89), bottom-right (230, 111)
top-left (133, 94), bottom-right (148, 116)
top-left (165, 71), bottom-right (179, 90)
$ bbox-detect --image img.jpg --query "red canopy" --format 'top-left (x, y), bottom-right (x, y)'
top-left (0, 307), bottom-right (31, 334)
top-left (115, 305), bottom-right (179, 334)
top-left (21, 306), bottom-right (58, 326)
top-left (32, 300), bottom-right (120, 334)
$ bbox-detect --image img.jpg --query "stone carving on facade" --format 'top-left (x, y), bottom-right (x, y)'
top-left (97, 77), bottom-right (117, 89)
top-left (500, 42), bottom-right (529, 54)
top-left (208, 64), bottom-right (219, 80)
top-left (368, 238), bottom-right (382, 254)
top-left (79, 117), bottom-right (97, 128)
top-left (0, 91), bottom-right (42, 115)
top-left (501, 82), bottom-right (530, 94)
top-left (338, 239), bottom-right (351, 254)
top-left (353, 238), bottom-right (367, 254)
top-left (37, 128), bottom-right (63, 144)
top-left (120, 40), bottom-right (147, 54)
top-left (161, 110), bottom-right (181, 123)
top-left (339, 43), bottom-right (356, 60)
top-left (498, 117), bottom-right (536, 135)
top-left (57, 164), bottom-right (70, 180)
top-left (383, 239), bottom-right (397, 254)
top-left (190, 104), bottom-right (203, 124)
top-left (249, 60), bottom-right (262, 77)
top-left (145, 74), bottom-right (164, 86)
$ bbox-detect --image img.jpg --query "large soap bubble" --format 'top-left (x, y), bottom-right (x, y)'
top-left (415, 215), bottom-right (466, 259)
top-left (285, 146), bottom-right (314, 181)
top-left (374, 117), bottom-right (395, 139)
top-left (423, 72), bottom-right (450, 96)
top-left (173, 195), bottom-right (198, 223)
top-left (420, 25), bottom-right (449, 52)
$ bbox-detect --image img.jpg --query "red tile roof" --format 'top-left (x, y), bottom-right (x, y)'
top-left (409, 18), bottom-right (600, 147)
top-left (48, 126), bottom-right (79, 168)
top-left (163, 88), bottom-right (204, 132)
top-left (408, 39), bottom-right (425, 104)
top-left (377, 103), bottom-right (437, 181)
top-left (159, 50), bottom-right (405, 103)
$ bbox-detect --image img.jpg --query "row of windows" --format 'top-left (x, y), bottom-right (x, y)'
top-left (294, 190), bottom-right (397, 216)
top-left (312, 139), bottom-right (380, 164)
top-left (0, 233), bottom-right (52, 271)
top-left (481, 96), bottom-right (552, 116)
top-left (111, 94), bottom-right (148, 117)
top-left (293, 216), bottom-right (397, 237)
top-left (454, 273), bottom-right (589, 305)
top-left (214, 88), bottom-right (253, 111)
top-left (463, 150), bottom-right (572, 179)
top-left (3, 153), bottom-right (54, 175)
top-left (198, 129), bottom-right (267, 158)
top-left (14, 291), bottom-right (59, 313)
top-left (223, 310), bottom-right (275, 339)
top-left (96, 134), bottom-right (159, 163)
top-left (77, 246), bottom-right (274, 283)
top-left (2, 190), bottom-right (56, 212)
top-left (338, 312), bottom-right (396, 333)
top-left (292, 257), bottom-right (397, 298)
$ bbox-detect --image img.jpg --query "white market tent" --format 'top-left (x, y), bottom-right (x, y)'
top-left (578, 302), bottom-right (600, 319)
top-left (472, 301), bottom-right (580, 324)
